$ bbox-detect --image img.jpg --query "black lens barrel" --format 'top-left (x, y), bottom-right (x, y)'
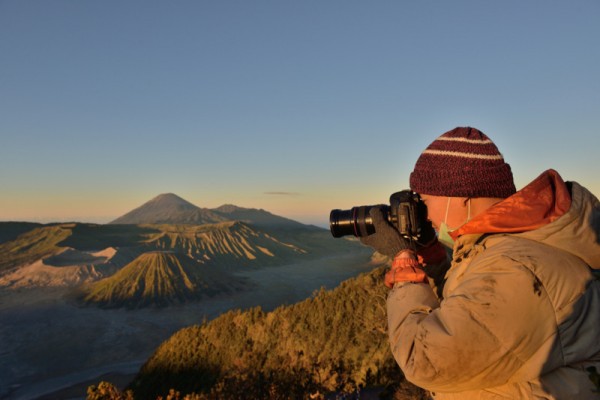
top-left (329, 205), bottom-right (386, 238)
top-left (329, 209), bottom-right (354, 238)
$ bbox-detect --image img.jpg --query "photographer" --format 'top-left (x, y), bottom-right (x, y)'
top-left (361, 127), bottom-right (600, 399)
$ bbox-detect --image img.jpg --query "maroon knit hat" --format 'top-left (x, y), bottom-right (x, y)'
top-left (409, 127), bottom-right (516, 198)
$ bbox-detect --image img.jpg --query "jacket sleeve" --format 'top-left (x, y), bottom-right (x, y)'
top-left (386, 254), bottom-right (557, 393)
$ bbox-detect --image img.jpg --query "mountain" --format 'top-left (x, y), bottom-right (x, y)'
top-left (110, 193), bottom-right (227, 225)
top-left (80, 251), bottom-right (249, 308)
top-left (212, 204), bottom-right (308, 229)
top-left (77, 220), bottom-right (367, 308)
top-left (0, 221), bottom-right (301, 288)
top-left (0, 219), bottom-right (363, 294)
top-left (110, 194), bottom-right (319, 231)
top-left (142, 221), bottom-right (308, 268)
top-left (0, 195), bottom-right (370, 305)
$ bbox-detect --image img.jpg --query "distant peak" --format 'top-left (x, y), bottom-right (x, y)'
top-left (109, 193), bottom-right (216, 224)
top-left (214, 204), bottom-right (246, 213)
top-left (149, 193), bottom-right (195, 206)
top-left (152, 193), bottom-right (186, 201)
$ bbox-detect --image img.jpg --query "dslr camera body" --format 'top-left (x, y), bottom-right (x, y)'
top-left (329, 190), bottom-right (429, 244)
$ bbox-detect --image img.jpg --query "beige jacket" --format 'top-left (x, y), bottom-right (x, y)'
top-left (387, 171), bottom-right (600, 399)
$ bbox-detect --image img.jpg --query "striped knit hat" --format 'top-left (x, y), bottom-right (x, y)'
top-left (409, 127), bottom-right (516, 198)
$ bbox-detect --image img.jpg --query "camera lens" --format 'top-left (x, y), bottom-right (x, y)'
top-left (329, 206), bottom-right (378, 238)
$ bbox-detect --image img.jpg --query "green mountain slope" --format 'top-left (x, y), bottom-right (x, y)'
top-left (0, 224), bottom-right (72, 273)
top-left (81, 251), bottom-right (248, 308)
top-left (126, 267), bottom-right (424, 399)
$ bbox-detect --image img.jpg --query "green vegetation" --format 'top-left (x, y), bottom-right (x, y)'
top-left (0, 224), bottom-right (72, 272)
top-left (111, 266), bottom-right (427, 399)
top-left (87, 381), bottom-right (134, 400)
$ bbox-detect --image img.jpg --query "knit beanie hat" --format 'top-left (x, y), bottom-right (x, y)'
top-left (409, 127), bottom-right (516, 198)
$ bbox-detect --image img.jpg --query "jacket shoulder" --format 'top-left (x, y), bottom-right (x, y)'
top-left (470, 234), bottom-right (594, 312)
top-left (516, 181), bottom-right (600, 269)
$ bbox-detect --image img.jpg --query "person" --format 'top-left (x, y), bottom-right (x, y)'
top-left (360, 127), bottom-right (600, 399)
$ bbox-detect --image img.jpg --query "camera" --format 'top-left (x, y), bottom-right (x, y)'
top-left (329, 190), bottom-right (426, 242)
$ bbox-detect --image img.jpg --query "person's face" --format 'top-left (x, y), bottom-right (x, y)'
top-left (419, 194), bottom-right (469, 231)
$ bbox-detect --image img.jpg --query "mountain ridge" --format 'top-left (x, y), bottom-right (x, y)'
top-left (0, 194), bottom-right (370, 308)
top-left (0, 220), bottom-right (323, 289)
top-left (110, 193), bottom-right (315, 230)
top-left (110, 193), bottom-right (228, 225)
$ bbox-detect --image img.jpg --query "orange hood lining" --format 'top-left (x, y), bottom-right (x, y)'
top-left (452, 169), bottom-right (572, 238)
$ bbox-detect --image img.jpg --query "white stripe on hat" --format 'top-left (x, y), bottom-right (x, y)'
top-left (436, 137), bottom-right (494, 144)
top-left (422, 149), bottom-right (505, 160)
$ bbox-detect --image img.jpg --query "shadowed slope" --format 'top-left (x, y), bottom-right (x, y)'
top-left (0, 222), bottom-right (43, 245)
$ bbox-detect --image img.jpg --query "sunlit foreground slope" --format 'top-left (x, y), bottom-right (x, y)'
top-left (104, 266), bottom-right (429, 400)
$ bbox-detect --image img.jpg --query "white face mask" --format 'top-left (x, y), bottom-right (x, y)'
top-left (438, 197), bottom-right (470, 249)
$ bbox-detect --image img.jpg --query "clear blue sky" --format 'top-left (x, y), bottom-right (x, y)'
top-left (1, 1), bottom-right (599, 227)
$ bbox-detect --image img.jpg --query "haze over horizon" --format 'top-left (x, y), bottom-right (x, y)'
top-left (1, 1), bottom-right (599, 227)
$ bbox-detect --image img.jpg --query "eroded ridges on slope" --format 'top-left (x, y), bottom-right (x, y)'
top-left (143, 222), bottom-right (306, 265)
top-left (81, 251), bottom-right (248, 308)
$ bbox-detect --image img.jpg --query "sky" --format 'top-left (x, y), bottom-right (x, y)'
top-left (1, 1), bottom-right (599, 227)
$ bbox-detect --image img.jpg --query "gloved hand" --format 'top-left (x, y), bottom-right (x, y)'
top-left (359, 207), bottom-right (413, 258)
top-left (384, 250), bottom-right (427, 288)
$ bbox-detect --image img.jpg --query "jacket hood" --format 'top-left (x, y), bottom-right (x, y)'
top-left (454, 169), bottom-right (600, 269)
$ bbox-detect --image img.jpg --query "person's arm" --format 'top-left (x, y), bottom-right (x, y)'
top-left (386, 255), bottom-right (556, 393)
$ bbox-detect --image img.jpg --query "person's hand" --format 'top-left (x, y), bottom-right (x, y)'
top-left (359, 207), bottom-right (413, 258)
top-left (384, 250), bottom-right (427, 288)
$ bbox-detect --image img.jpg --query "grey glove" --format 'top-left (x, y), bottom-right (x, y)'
top-left (359, 207), bottom-right (413, 258)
